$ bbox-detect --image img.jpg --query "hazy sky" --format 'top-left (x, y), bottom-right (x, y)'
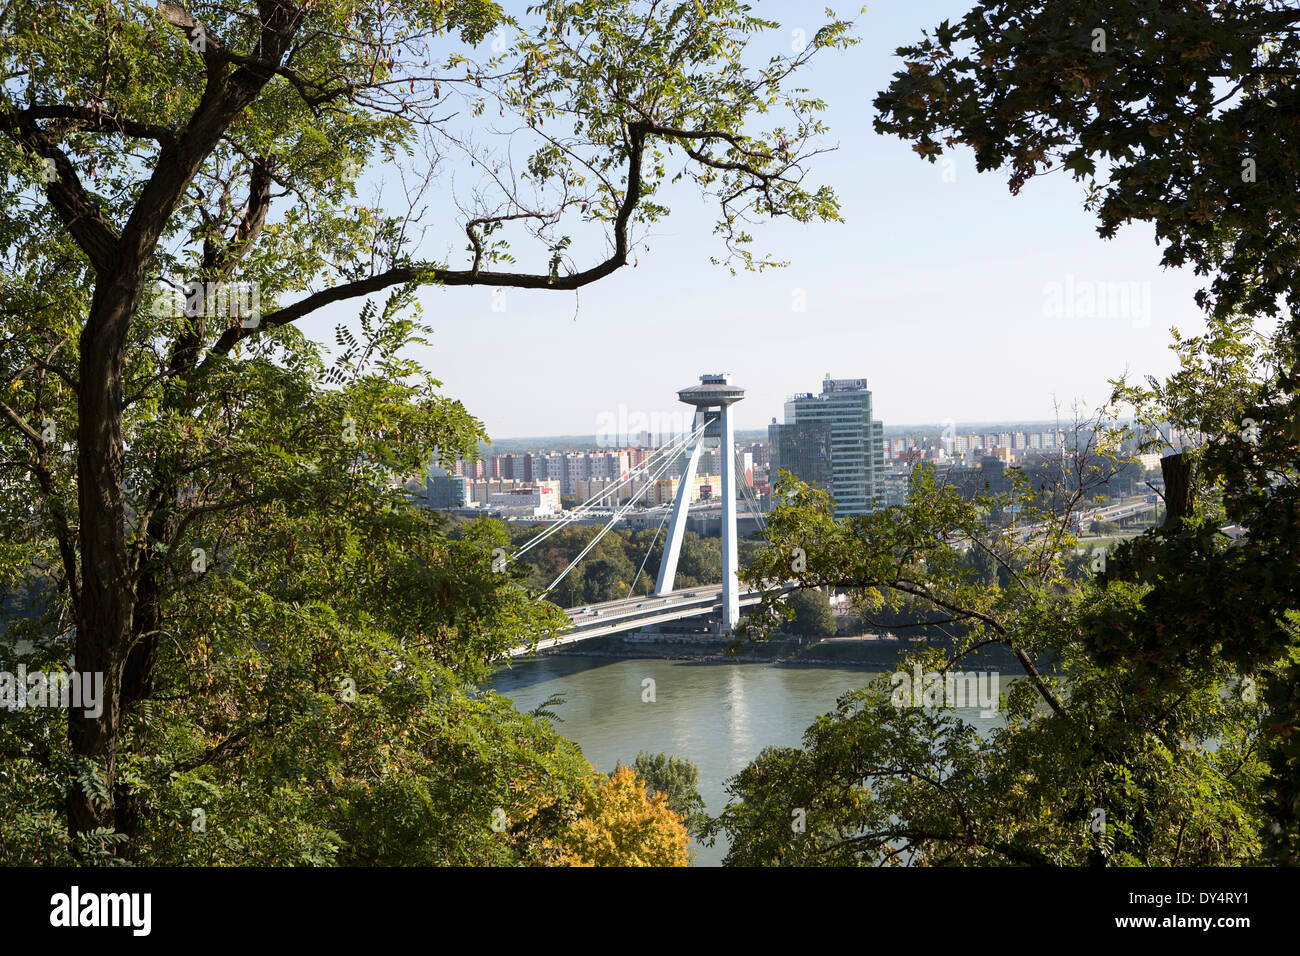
top-left (295, 0), bottom-right (1217, 440)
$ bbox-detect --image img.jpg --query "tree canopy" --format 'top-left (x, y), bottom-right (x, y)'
top-left (707, 0), bottom-right (1300, 866)
top-left (628, 750), bottom-right (707, 840)
top-left (0, 0), bottom-right (855, 860)
top-left (785, 587), bottom-right (837, 637)
top-left (716, 372), bottom-right (1282, 864)
top-left (558, 764), bottom-right (690, 867)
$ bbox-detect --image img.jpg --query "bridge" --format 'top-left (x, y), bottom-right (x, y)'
top-left (503, 373), bottom-right (764, 657)
top-left (1075, 498), bottom-right (1160, 525)
top-left (494, 375), bottom-right (1164, 658)
top-left (508, 583), bottom-right (781, 657)
top-left (1004, 497), bottom-right (1159, 544)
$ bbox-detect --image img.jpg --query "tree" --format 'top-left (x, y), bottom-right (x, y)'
top-left (862, 0), bottom-right (1300, 864)
top-left (557, 765), bottom-right (690, 867)
top-left (785, 588), bottom-right (837, 637)
top-left (965, 544), bottom-right (997, 587)
top-left (628, 751), bottom-right (707, 839)
top-left (0, 302), bottom-right (600, 864)
top-left (0, 0), bottom-right (856, 856)
top-left (673, 530), bottom-right (722, 588)
top-left (1106, 319), bottom-right (1300, 862)
top-left (579, 554), bottom-right (635, 604)
top-left (713, 388), bottom-right (1280, 864)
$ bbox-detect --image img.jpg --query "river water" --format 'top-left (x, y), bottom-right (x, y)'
top-left (491, 655), bottom-right (1006, 866)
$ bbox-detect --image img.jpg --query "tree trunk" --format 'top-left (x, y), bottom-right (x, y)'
top-left (69, 271), bottom-right (141, 848)
top-left (1160, 452), bottom-right (1192, 529)
top-left (113, 533), bottom-right (166, 859)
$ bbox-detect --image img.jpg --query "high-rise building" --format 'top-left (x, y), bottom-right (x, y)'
top-left (495, 453), bottom-right (524, 480)
top-left (563, 453), bottom-right (590, 495)
top-left (588, 450), bottom-right (630, 481)
top-left (744, 441), bottom-right (769, 468)
top-left (538, 452), bottom-right (565, 490)
top-left (425, 466), bottom-right (469, 509)
top-left (768, 376), bottom-right (885, 517)
top-left (737, 450), bottom-right (753, 486)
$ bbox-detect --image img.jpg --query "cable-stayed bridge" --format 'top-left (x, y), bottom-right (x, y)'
top-left (493, 372), bottom-right (1161, 658)
top-left (508, 583), bottom-right (782, 657)
top-left (1003, 498), bottom-right (1159, 544)
top-left (503, 373), bottom-right (769, 657)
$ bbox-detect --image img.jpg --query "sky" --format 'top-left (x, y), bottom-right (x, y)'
top-left (294, 0), bottom-right (1217, 440)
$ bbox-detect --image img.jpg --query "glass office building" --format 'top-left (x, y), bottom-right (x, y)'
top-left (768, 377), bottom-right (885, 517)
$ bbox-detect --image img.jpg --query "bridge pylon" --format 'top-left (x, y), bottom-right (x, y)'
top-left (654, 373), bottom-right (744, 634)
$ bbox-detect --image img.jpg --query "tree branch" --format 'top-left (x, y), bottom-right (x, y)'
top-left (200, 121), bottom-right (650, 363)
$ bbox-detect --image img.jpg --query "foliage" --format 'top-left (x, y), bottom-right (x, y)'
top-left (557, 765), bottom-right (690, 867)
top-left (0, 0), bottom-right (853, 858)
top-left (0, 303), bottom-right (584, 864)
top-left (711, 372), bottom-right (1286, 864)
top-left (627, 751), bottom-right (707, 840)
top-left (1108, 317), bottom-right (1300, 861)
top-left (749, 0), bottom-right (1300, 866)
top-left (451, 519), bottom-right (765, 606)
top-left (784, 588), bottom-right (838, 637)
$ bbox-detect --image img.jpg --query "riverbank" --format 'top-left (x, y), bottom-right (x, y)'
top-left (493, 655), bottom-right (1010, 866)
top-left (535, 632), bottom-right (1034, 669)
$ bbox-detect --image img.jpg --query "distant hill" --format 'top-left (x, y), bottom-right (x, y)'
top-left (477, 429), bottom-right (770, 458)
top-left (881, 420), bottom-right (1078, 438)
top-left (475, 421), bottom-right (1118, 456)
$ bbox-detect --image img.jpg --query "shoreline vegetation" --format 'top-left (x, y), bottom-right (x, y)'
top-left (523, 632), bottom-right (1040, 670)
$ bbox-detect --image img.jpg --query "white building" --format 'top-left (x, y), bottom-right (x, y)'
top-left (488, 485), bottom-right (558, 517)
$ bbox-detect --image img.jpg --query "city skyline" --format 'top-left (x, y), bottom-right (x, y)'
top-left (480, 415), bottom-right (1085, 445)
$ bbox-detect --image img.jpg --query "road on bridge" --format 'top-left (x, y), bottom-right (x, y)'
top-left (506, 583), bottom-right (786, 657)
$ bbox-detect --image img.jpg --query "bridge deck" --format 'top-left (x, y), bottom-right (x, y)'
top-left (506, 584), bottom-right (776, 657)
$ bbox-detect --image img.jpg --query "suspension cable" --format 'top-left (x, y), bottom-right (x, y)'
top-left (510, 427), bottom-right (692, 559)
top-left (542, 431), bottom-right (692, 596)
top-left (740, 471), bottom-right (767, 532)
top-left (511, 424), bottom-right (697, 562)
top-left (626, 498), bottom-right (673, 599)
top-left (511, 416), bottom-right (709, 562)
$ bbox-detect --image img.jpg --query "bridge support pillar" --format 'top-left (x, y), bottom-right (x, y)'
top-left (654, 412), bottom-right (706, 595)
top-left (663, 373), bottom-right (745, 636)
top-left (719, 402), bottom-right (740, 633)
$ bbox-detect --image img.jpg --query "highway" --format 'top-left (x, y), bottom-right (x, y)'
top-left (1005, 497), bottom-right (1157, 543)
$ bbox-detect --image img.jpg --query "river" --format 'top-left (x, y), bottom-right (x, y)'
top-left (491, 655), bottom-right (1006, 866)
